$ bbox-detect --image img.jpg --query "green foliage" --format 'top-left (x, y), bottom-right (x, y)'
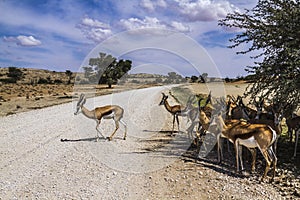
top-left (171, 87), bottom-right (192, 105)
top-left (165, 72), bottom-right (184, 84)
top-left (219, 0), bottom-right (300, 111)
top-left (84, 52), bottom-right (132, 87)
top-left (224, 77), bottom-right (232, 82)
top-left (38, 77), bottom-right (50, 84)
top-left (7, 67), bottom-right (24, 83)
top-left (0, 78), bottom-right (17, 83)
top-left (65, 70), bottom-right (73, 84)
top-left (171, 86), bottom-right (209, 108)
top-left (190, 75), bottom-right (198, 83)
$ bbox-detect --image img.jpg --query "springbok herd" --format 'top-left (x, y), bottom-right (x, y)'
top-left (75, 91), bottom-right (300, 182)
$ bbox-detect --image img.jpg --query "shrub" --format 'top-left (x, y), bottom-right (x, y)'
top-left (37, 77), bottom-right (50, 84)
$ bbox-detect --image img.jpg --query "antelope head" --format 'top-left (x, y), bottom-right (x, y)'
top-left (74, 93), bottom-right (86, 115)
top-left (226, 95), bottom-right (238, 118)
top-left (159, 92), bottom-right (168, 106)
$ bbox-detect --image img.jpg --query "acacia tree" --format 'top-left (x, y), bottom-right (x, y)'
top-left (87, 52), bottom-right (132, 88)
top-left (219, 0), bottom-right (300, 112)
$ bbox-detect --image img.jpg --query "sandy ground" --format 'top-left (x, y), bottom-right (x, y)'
top-left (0, 83), bottom-right (160, 117)
top-left (1, 83), bottom-right (299, 199)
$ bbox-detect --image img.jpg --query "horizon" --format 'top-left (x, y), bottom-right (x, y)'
top-left (0, 0), bottom-right (258, 78)
top-left (1, 66), bottom-right (252, 79)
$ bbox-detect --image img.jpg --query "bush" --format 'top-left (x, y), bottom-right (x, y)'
top-left (7, 67), bottom-right (24, 82)
top-left (53, 79), bottom-right (63, 84)
top-left (0, 78), bottom-right (17, 83)
top-left (37, 77), bottom-right (50, 84)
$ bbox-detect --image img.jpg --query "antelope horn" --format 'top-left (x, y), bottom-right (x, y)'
top-left (205, 91), bottom-right (212, 106)
top-left (198, 97), bottom-right (204, 109)
top-left (77, 93), bottom-right (84, 105)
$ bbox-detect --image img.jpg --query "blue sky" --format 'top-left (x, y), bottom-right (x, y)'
top-left (0, 0), bottom-right (258, 77)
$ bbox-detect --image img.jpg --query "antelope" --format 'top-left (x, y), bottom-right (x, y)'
top-left (159, 92), bottom-right (187, 134)
top-left (248, 112), bottom-right (283, 153)
top-left (212, 112), bottom-right (278, 182)
top-left (74, 93), bottom-right (127, 141)
top-left (253, 98), bottom-right (280, 120)
top-left (186, 93), bottom-right (212, 140)
top-left (226, 95), bottom-right (251, 120)
top-left (236, 96), bottom-right (257, 119)
top-left (286, 115), bottom-right (300, 157)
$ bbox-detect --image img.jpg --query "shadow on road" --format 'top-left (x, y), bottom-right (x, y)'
top-left (60, 137), bottom-right (102, 142)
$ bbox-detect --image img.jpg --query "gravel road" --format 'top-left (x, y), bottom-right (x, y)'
top-left (0, 85), bottom-right (190, 199)
top-left (0, 85), bottom-right (285, 199)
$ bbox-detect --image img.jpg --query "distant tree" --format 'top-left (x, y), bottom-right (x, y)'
top-left (190, 75), bottom-right (198, 83)
top-left (167, 72), bottom-right (178, 79)
top-left (65, 70), bottom-right (73, 84)
top-left (7, 67), bottom-right (24, 83)
top-left (199, 73), bottom-right (208, 83)
top-left (225, 77), bottom-right (231, 82)
top-left (219, 0), bottom-right (300, 111)
top-left (88, 52), bottom-right (132, 88)
top-left (166, 72), bottom-right (183, 84)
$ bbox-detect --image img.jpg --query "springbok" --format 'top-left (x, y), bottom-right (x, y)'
top-left (186, 93), bottom-right (212, 140)
top-left (226, 95), bottom-right (251, 120)
top-left (74, 93), bottom-right (127, 141)
top-left (159, 92), bottom-right (188, 135)
top-left (253, 99), bottom-right (275, 120)
top-left (212, 112), bottom-right (278, 182)
top-left (248, 112), bottom-right (283, 154)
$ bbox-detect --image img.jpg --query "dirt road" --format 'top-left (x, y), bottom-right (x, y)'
top-left (0, 85), bottom-right (286, 199)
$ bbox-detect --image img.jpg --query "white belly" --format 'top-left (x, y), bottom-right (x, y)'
top-left (236, 136), bottom-right (258, 148)
top-left (103, 112), bottom-right (115, 119)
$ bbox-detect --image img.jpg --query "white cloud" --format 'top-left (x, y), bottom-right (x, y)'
top-left (171, 21), bottom-right (190, 32)
top-left (77, 17), bottom-right (112, 43)
top-left (120, 17), bottom-right (166, 30)
top-left (120, 17), bottom-right (190, 34)
top-left (140, 0), bottom-right (167, 12)
top-left (17, 35), bottom-right (42, 46)
top-left (175, 0), bottom-right (239, 22)
top-left (157, 0), bottom-right (167, 8)
top-left (3, 35), bottom-right (42, 46)
top-left (140, 0), bottom-right (155, 11)
top-left (81, 17), bottom-right (110, 29)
